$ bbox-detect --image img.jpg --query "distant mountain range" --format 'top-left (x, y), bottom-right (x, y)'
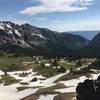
top-left (69, 31), bottom-right (99, 40)
top-left (0, 21), bottom-right (100, 57)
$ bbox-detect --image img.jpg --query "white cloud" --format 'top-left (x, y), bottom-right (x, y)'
top-left (42, 19), bottom-right (100, 32)
top-left (19, 0), bottom-right (94, 15)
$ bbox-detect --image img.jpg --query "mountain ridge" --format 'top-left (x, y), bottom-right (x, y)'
top-left (0, 21), bottom-right (89, 56)
top-left (82, 32), bottom-right (100, 57)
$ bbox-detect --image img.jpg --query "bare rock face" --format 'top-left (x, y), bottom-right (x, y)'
top-left (76, 76), bottom-right (100, 100)
top-left (30, 77), bottom-right (37, 82)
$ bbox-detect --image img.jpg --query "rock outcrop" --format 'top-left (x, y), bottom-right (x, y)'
top-left (76, 76), bottom-right (100, 100)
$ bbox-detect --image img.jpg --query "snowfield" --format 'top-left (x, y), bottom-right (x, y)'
top-left (0, 69), bottom-right (68, 100)
top-left (0, 69), bottom-right (100, 100)
top-left (0, 83), bottom-right (38, 100)
top-left (55, 73), bottom-right (100, 93)
top-left (37, 95), bottom-right (57, 100)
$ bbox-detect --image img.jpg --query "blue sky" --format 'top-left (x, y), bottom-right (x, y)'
top-left (0, 0), bottom-right (100, 33)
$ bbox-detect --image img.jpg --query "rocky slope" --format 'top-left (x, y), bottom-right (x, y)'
top-left (82, 33), bottom-right (100, 57)
top-left (0, 21), bottom-right (89, 56)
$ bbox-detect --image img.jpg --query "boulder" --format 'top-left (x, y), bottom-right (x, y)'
top-left (30, 77), bottom-right (37, 82)
top-left (76, 76), bottom-right (100, 100)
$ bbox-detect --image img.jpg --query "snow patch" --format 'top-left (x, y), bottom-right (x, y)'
top-left (0, 68), bottom-right (66, 100)
top-left (14, 30), bottom-right (21, 36)
top-left (0, 83), bottom-right (38, 100)
top-left (0, 70), bottom-right (4, 75)
top-left (6, 24), bottom-right (12, 29)
top-left (34, 34), bottom-right (45, 40)
top-left (56, 73), bottom-right (100, 93)
top-left (9, 30), bottom-right (13, 34)
top-left (55, 87), bottom-right (76, 93)
top-left (0, 25), bottom-right (4, 30)
top-left (44, 63), bottom-right (51, 67)
top-left (37, 95), bottom-right (56, 100)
